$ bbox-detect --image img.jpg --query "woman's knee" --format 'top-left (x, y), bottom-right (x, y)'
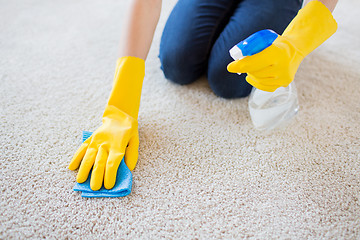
top-left (159, 45), bottom-right (206, 85)
top-left (207, 62), bottom-right (253, 99)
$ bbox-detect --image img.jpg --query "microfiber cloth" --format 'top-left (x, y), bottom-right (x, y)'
top-left (73, 131), bottom-right (132, 198)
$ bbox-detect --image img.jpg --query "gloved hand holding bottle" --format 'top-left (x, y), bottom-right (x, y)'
top-left (227, 0), bottom-right (338, 92)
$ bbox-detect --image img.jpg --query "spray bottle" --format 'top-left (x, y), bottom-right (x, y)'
top-left (229, 29), bottom-right (299, 131)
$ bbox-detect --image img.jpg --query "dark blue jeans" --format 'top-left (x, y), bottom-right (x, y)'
top-left (159, 0), bottom-right (302, 98)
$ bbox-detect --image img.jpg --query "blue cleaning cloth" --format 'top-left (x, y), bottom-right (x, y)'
top-left (73, 131), bottom-right (132, 198)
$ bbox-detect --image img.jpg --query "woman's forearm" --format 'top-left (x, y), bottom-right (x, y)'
top-left (119, 0), bottom-right (162, 60)
top-left (303, 0), bottom-right (338, 12)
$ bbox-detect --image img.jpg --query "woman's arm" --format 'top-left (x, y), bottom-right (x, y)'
top-left (228, 0), bottom-right (338, 92)
top-left (303, 0), bottom-right (338, 12)
top-left (119, 0), bottom-right (162, 60)
top-left (69, 0), bottom-right (163, 191)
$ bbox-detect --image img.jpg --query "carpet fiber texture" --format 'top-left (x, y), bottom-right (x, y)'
top-left (1, 0), bottom-right (359, 239)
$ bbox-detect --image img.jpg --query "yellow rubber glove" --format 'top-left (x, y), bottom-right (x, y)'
top-left (227, 0), bottom-right (337, 92)
top-left (69, 56), bottom-right (145, 190)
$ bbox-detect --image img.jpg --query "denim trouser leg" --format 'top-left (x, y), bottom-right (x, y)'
top-left (159, 0), bottom-right (238, 85)
top-left (159, 0), bottom-right (302, 98)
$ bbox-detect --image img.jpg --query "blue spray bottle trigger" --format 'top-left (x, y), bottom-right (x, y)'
top-left (229, 29), bottom-right (278, 60)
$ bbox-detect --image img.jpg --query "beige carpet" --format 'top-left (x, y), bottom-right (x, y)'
top-left (1, 0), bottom-right (359, 239)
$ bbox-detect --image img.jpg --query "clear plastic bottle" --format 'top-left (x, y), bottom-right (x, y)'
top-left (229, 29), bottom-right (299, 131)
top-left (248, 82), bottom-right (299, 131)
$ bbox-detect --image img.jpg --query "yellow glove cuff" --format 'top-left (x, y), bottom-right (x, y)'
top-left (281, 0), bottom-right (337, 57)
top-left (107, 56), bottom-right (145, 119)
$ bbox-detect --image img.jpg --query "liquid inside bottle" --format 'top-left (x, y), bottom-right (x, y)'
top-left (248, 82), bottom-right (299, 131)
